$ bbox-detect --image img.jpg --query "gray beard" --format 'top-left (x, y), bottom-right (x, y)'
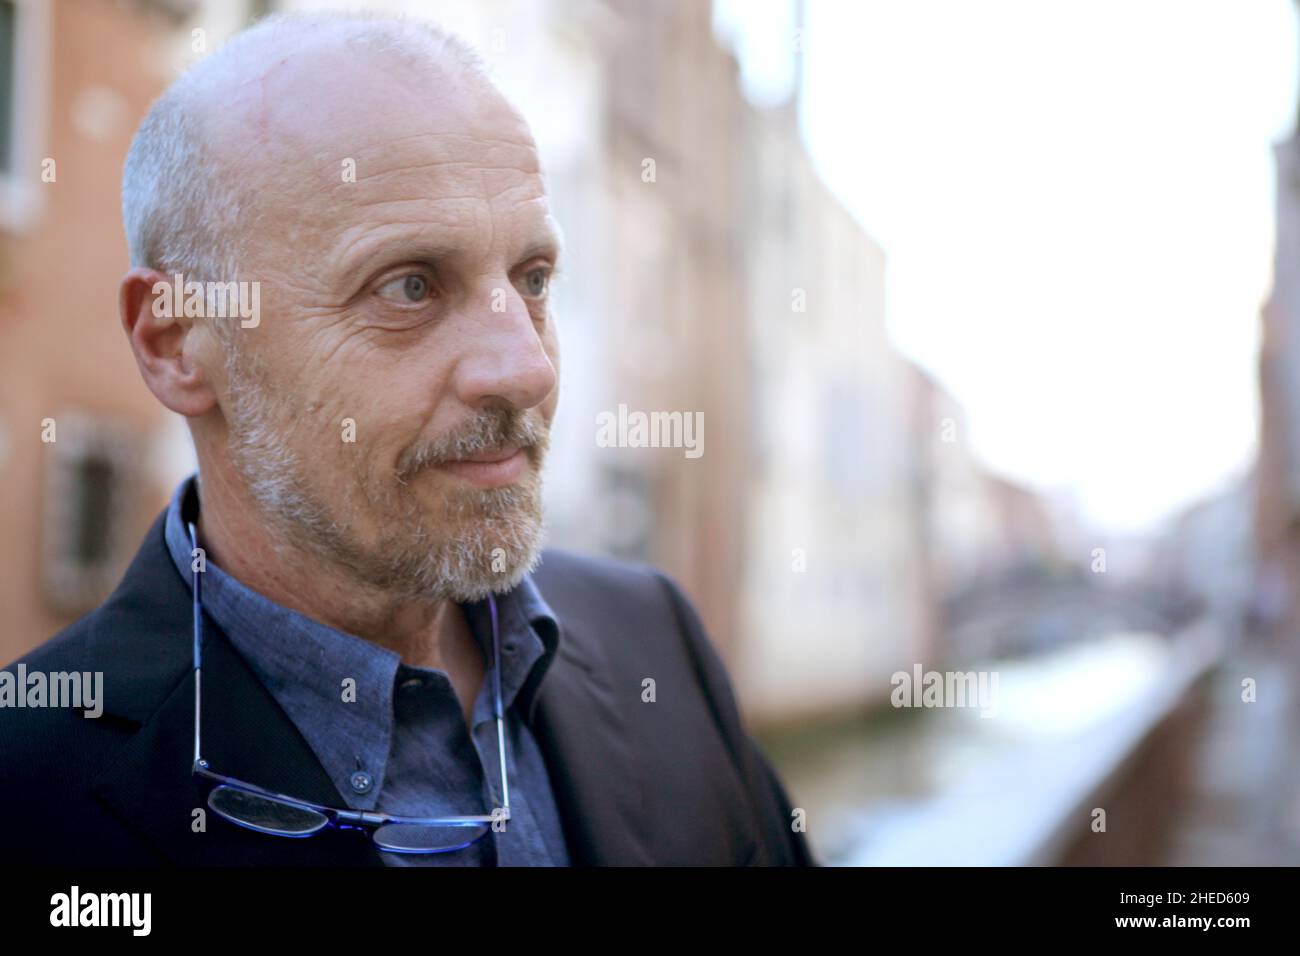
top-left (221, 347), bottom-right (548, 603)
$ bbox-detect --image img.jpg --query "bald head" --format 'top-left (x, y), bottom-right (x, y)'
top-left (122, 12), bottom-right (498, 290)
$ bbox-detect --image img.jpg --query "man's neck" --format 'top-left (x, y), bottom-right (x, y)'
top-left (192, 463), bottom-right (470, 671)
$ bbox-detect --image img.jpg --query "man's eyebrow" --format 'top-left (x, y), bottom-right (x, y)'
top-left (516, 231), bottom-right (564, 265)
top-left (330, 236), bottom-right (461, 290)
top-left (514, 239), bottom-right (561, 265)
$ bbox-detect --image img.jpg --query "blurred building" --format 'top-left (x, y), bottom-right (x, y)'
top-left (1256, 3), bottom-right (1300, 641)
top-left (595, 0), bottom-right (757, 662)
top-left (1150, 473), bottom-right (1255, 627)
top-left (908, 363), bottom-right (1073, 662)
top-left (736, 93), bottom-right (929, 723)
top-left (0, 0), bottom-right (210, 666)
top-left (909, 364), bottom-right (1007, 610)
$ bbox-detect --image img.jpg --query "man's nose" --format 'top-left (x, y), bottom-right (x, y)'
top-left (452, 284), bottom-right (557, 411)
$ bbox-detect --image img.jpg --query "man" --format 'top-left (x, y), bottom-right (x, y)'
top-left (0, 13), bottom-right (813, 866)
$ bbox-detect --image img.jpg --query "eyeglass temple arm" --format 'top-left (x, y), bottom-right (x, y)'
top-left (489, 592), bottom-right (509, 813)
top-left (188, 521), bottom-right (205, 771)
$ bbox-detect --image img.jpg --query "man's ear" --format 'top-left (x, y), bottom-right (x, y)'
top-left (119, 267), bottom-right (218, 417)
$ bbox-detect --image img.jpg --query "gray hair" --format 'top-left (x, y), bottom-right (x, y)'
top-left (121, 11), bottom-right (490, 322)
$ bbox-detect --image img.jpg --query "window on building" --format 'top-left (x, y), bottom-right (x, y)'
top-left (0, 0), bottom-right (14, 176)
top-left (0, 0), bottom-right (48, 232)
top-left (42, 414), bottom-right (141, 613)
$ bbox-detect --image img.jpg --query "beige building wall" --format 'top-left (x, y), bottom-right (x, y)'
top-left (599, 0), bottom-right (754, 662)
top-left (1256, 127), bottom-right (1300, 638)
top-left (736, 102), bottom-right (928, 722)
top-left (910, 365), bottom-right (1005, 599)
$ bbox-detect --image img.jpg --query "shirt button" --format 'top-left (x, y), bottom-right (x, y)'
top-left (350, 771), bottom-right (374, 794)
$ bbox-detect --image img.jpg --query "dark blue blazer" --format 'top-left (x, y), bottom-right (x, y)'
top-left (0, 510), bottom-right (815, 866)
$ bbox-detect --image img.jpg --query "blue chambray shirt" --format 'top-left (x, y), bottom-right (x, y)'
top-left (162, 474), bottom-right (570, 866)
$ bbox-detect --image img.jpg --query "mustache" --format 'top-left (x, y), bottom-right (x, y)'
top-left (395, 408), bottom-right (548, 482)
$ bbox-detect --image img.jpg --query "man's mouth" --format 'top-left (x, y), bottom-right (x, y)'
top-left (434, 444), bottom-right (528, 488)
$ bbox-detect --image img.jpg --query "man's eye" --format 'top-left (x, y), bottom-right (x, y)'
top-left (377, 273), bottom-right (434, 303)
top-left (523, 267), bottom-right (550, 298)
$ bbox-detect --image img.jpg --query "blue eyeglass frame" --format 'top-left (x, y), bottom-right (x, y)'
top-left (186, 520), bottom-right (511, 853)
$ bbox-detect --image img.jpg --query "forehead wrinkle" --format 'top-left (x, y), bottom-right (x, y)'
top-left (343, 159), bottom-right (541, 195)
top-left (330, 214), bottom-right (479, 264)
top-left (318, 138), bottom-right (541, 211)
top-left (339, 139), bottom-right (541, 185)
top-left (362, 130), bottom-right (540, 159)
top-left (335, 155), bottom-right (545, 213)
top-left (349, 193), bottom-right (485, 210)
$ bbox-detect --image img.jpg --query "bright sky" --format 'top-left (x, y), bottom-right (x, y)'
top-left (716, 0), bottom-right (1299, 534)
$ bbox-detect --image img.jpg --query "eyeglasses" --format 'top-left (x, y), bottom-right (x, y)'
top-left (187, 520), bottom-right (510, 854)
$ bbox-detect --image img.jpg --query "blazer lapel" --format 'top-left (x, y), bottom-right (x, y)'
top-left (527, 609), bottom-right (653, 865)
top-left (88, 512), bottom-right (383, 866)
